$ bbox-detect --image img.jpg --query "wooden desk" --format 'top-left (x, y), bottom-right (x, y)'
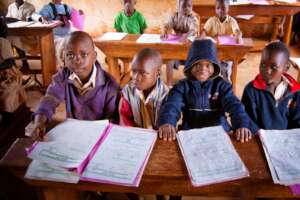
top-left (7, 22), bottom-right (61, 87)
top-left (193, 0), bottom-right (300, 45)
top-left (94, 35), bottom-right (253, 92)
top-left (0, 137), bottom-right (299, 200)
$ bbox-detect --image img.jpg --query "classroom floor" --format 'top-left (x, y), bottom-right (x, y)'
top-left (13, 45), bottom-right (300, 200)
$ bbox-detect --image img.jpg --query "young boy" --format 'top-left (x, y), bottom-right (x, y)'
top-left (27, 31), bottom-right (120, 141)
top-left (161, 0), bottom-right (200, 86)
top-left (242, 41), bottom-right (300, 132)
top-left (200, 0), bottom-right (242, 82)
top-left (158, 39), bottom-right (254, 143)
top-left (6, 0), bottom-right (36, 71)
top-left (119, 48), bottom-right (169, 129)
top-left (114, 0), bottom-right (147, 34)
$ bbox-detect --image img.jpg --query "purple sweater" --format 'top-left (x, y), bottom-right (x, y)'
top-left (35, 62), bottom-right (120, 122)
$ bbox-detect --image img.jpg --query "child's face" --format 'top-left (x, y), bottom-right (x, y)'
top-left (64, 40), bottom-right (96, 82)
top-left (52, 0), bottom-right (62, 4)
top-left (15, 0), bottom-right (24, 6)
top-left (191, 60), bottom-right (215, 82)
top-left (216, 1), bottom-right (229, 22)
top-left (131, 58), bottom-right (159, 92)
top-left (178, 0), bottom-right (192, 15)
top-left (124, 0), bottom-right (135, 16)
top-left (260, 51), bottom-right (288, 85)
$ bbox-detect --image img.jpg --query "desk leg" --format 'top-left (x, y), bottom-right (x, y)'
top-left (283, 15), bottom-right (293, 45)
top-left (120, 59), bottom-right (131, 88)
top-left (231, 59), bottom-right (238, 94)
top-left (42, 188), bottom-right (80, 200)
top-left (40, 32), bottom-right (56, 87)
top-left (107, 56), bottom-right (121, 84)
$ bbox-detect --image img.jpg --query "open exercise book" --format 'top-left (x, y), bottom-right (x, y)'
top-left (25, 119), bottom-right (157, 186)
top-left (177, 126), bottom-right (249, 187)
top-left (259, 129), bottom-right (300, 186)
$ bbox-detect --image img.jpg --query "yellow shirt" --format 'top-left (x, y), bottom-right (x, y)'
top-left (6, 1), bottom-right (35, 21)
top-left (204, 15), bottom-right (240, 37)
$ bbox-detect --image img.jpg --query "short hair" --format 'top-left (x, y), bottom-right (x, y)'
top-left (263, 41), bottom-right (290, 61)
top-left (65, 31), bottom-right (94, 48)
top-left (216, 0), bottom-right (230, 5)
top-left (121, 0), bottom-right (136, 5)
top-left (133, 48), bottom-right (162, 69)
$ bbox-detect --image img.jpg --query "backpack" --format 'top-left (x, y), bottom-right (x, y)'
top-left (48, 3), bottom-right (71, 27)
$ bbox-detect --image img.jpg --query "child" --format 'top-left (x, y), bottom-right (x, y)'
top-left (0, 16), bottom-right (26, 122)
top-left (242, 41), bottom-right (300, 132)
top-left (161, 0), bottom-right (200, 86)
top-left (114, 0), bottom-right (147, 34)
top-left (158, 39), bottom-right (254, 143)
top-left (6, 0), bottom-right (36, 71)
top-left (200, 0), bottom-right (242, 82)
top-left (27, 31), bottom-right (120, 141)
top-left (119, 48), bottom-right (169, 129)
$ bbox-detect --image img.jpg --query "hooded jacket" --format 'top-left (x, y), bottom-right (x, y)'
top-left (158, 39), bottom-right (255, 132)
top-left (242, 73), bottom-right (300, 132)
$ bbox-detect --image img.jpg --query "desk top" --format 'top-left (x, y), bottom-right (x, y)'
top-left (94, 34), bottom-right (253, 60)
top-left (0, 136), bottom-right (298, 197)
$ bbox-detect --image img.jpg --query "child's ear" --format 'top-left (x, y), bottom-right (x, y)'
top-left (93, 50), bottom-right (97, 62)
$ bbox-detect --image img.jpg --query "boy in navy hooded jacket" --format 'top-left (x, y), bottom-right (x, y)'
top-left (242, 41), bottom-right (300, 132)
top-left (158, 39), bottom-right (254, 143)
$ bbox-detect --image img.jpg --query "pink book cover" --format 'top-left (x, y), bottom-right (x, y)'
top-left (161, 34), bottom-right (183, 44)
top-left (71, 8), bottom-right (85, 31)
top-left (218, 35), bottom-right (244, 45)
top-left (80, 125), bottom-right (157, 187)
top-left (290, 184), bottom-right (300, 195)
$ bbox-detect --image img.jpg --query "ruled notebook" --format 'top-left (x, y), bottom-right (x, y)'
top-left (177, 126), bottom-right (249, 187)
top-left (25, 119), bottom-right (157, 187)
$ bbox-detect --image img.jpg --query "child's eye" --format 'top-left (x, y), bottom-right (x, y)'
top-left (66, 53), bottom-right (75, 60)
top-left (80, 53), bottom-right (89, 58)
top-left (270, 65), bottom-right (279, 70)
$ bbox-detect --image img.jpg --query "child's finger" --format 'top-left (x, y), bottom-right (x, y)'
top-left (236, 130), bottom-right (240, 141)
top-left (167, 128), bottom-right (172, 141)
top-left (163, 130), bottom-right (168, 141)
top-left (172, 130), bottom-right (176, 141)
top-left (158, 129), bottom-right (163, 139)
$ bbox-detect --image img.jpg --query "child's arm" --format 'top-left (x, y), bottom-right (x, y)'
top-left (25, 114), bottom-right (47, 141)
top-left (113, 12), bottom-right (123, 32)
top-left (288, 94), bottom-right (300, 129)
top-left (220, 82), bottom-right (254, 142)
top-left (231, 18), bottom-right (243, 43)
top-left (103, 85), bottom-right (120, 124)
top-left (119, 96), bottom-right (136, 126)
top-left (158, 82), bottom-right (185, 141)
top-left (160, 13), bottom-right (174, 39)
top-left (138, 12), bottom-right (147, 34)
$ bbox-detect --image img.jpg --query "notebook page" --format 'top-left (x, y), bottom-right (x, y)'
top-left (81, 125), bottom-right (157, 187)
top-left (177, 126), bottom-right (249, 186)
top-left (28, 119), bottom-right (109, 169)
top-left (260, 129), bottom-right (300, 185)
top-left (25, 160), bottom-right (80, 183)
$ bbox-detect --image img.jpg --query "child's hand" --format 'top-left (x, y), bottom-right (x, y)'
top-left (179, 34), bottom-right (188, 43)
top-left (160, 33), bottom-right (168, 40)
top-left (78, 9), bottom-right (84, 15)
top-left (158, 124), bottom-right (176, 141)
top-left (41, 16), bottom-right (50, 24)
top-left (25, 114), bottom-right (47, 141)
top-left (235, 30), bottom-right (243, 44)
top-left (235, 128), bottom-right (252, 143)
top-left (199, 30), bottom-right (206, 39)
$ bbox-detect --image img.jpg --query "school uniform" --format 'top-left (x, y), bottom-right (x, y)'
top-left (204, 15), bottom-right (241, 82)
top-left (242, 73), bottom-right (300, 132)
top-left (35, 61), bottom-right (120, 122)
top-left (119, 77), bottom-right (169, 129)
top-left (158, 39), bottom-right (255, 133)
top-left (114, 10), bottom-right (147, 34)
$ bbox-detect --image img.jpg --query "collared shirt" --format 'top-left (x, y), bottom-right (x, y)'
top-left (68, 65), bottom-right (97, 95)
top-left (6, 1), bottom-right (35, 21)
top-left (273, 76), bottom-right (291, 101)
top-left (204, 15), bottom-right (240, 37)
top-left (162, 11), bottom-right (200, 36)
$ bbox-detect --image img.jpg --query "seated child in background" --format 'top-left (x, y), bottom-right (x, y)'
top-left (200, 0), bottom-right (242, 82)
top-left (114, 0), bottom-right (147, 34)
top-left (242, 41), bottom-right (300, 132)
top-left (6, 0), bottom-right (36, 71)
top-left (27, 31), bottom-right (120, 141)
top-left (0, 16), bottom-right (26, 123)
top-left (161, 0), bottom-right (200, 86)
top-left (158, 39), bottom-right (254, 143)
top-left (33, 0), bottom-right (84, 66)
top-left (119, 48), bottom-right (169, 129)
